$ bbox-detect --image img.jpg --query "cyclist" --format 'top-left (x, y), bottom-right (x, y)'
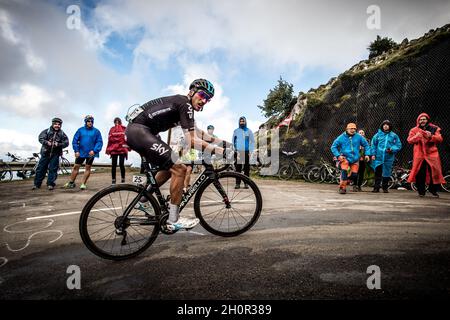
top-left (331, 123), bottom-right (371, 194)
top-left (125, 79), bottom-right (233, 231)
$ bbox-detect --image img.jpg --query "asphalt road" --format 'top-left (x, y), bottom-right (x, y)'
top-left (1, 171), bottom-right (449, 300)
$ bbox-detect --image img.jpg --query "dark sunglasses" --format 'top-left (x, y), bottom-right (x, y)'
top-left (196, 90), bottom-right (212, 102)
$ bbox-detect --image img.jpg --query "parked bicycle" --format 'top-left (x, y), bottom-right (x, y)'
top-left (18, 153), bottom-right (40, 179)
top-left (278, 151), bottom-right (313, 180)
top-left (79, 158), bottom-right (263, 260)
top-left (0, 158), bottom-right (13, 182)
top-left (1, 152), bottom-right (22, 182)
top-left (59, 149), bottom-right (71, 174)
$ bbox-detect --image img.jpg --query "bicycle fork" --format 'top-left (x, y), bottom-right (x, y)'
top-left (212, 180), bottom-right (231, 208)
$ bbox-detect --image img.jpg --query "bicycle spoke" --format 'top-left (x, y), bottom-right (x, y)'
top-left (230, 206), bottom-right (250, 224)
top-left (107, 194), bottom-right (119, 217)
top-left (98, 199), bottom-right (119, 218)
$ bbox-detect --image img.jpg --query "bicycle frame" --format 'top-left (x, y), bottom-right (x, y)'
top-left (121, 161), bottom-right (229, 222)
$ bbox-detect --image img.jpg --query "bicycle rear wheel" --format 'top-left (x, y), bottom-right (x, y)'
top-left (79, 184), bottom-right (160, 260)
top-left (194, 172), bottom-right (262, 237)
top-left (60, 158), bottom-right (71, 174)
top-left (278, 164), bottom-right (293, 180)
top-left (0, 165), bottom-right (13, 182)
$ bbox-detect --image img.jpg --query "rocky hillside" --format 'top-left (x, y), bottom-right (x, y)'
top-left (258, 24), bottom-right (450, 173)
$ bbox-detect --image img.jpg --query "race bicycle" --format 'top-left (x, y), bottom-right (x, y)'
top-left (278, 151), bottom-right (313, 180)
top-left (79, 158), bottom-right (263, 260)
top-left (19, 153), bottom-right (40, 179)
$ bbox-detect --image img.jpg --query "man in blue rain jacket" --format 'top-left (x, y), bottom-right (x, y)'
top-left (370, 120), bottom-right (402, 193)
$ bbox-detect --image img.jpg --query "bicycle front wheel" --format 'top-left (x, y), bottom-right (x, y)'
top-left (194, 172), bottom-right (262, 237)
top-left (79, 184), bottom-right (161, 260)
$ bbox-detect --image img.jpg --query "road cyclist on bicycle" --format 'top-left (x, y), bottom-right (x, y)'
top-left (125, 78), bottom-right (234, 232)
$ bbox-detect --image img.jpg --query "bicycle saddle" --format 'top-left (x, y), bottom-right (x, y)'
top-left (282, 151), bottom-right (298, 156)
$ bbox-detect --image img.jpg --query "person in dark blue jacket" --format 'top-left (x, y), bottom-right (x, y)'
top-left (64, 115), bottom-right (103, 190)
top-left (32, 117), bottom-right (69, 190)
top-left (331, 123), bottom-right (371, 194)
top-left (232, 116), bottom-right (255, 189)
top-left (370, 120), bottom-right (402, 193)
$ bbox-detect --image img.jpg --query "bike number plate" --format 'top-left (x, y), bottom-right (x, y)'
top-left (132, 175), bottom-right (145, 186)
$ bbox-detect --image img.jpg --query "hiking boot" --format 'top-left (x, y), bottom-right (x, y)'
top-left (339, 188), bottom-right (346, 194)
top-left (47, 185), bottom-right (54, 191)
top-left (80, 183), bottom-right (87, 190)
top-left (134, 201), bottom-right (155, 217)
top-left (63, 181), bottom-right (76, 189)
top-left (234, 184), bottom-right (240, 189)
top-left (166, 217), bottom-right (200, 231)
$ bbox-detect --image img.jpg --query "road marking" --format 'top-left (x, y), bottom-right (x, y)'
top-left (27, 207), bottom-right (122, 221)
top-left (6, 230), bottom-right (63, 252)
top-left (4, 219), bottom-right (54, 233)
top-left (325, 199), bottom-right (412, 204)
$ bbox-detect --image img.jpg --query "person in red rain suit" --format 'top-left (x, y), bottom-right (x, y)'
top-left (407, 112), bottom-right (445, 197)
top-left (106, 117), bottom-right (130, 184)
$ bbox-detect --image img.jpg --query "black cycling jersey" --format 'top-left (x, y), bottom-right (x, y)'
top-left (132, 95), bottom-right (195, 134)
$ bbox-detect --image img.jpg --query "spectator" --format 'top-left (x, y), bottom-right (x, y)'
top-left (64, 115), bottom-right (103, 190)
top-left (331, 123), bottom-right (371, 194)
top-left (207, 125), bottom-right (217, 139)
top-left (32, 117), bottom-right (69, 190)
top-left (232, 116), bottom-right (255, 189)
top-left (370, 120), bottom-right (402, 193)
top-left (355, 129), bottom-right (371, 191)
top-left (106, 117), bottom-right (130, 184)
top-left (407, 113), bottom-right (445, 197)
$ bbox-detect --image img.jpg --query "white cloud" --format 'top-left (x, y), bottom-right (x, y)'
top-left (0, 84), bottom-right (66, 118)
top-left (0, 129), bottom-right (40, 160)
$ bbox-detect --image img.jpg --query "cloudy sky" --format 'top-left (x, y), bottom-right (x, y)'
top-left (1, 0), bottom-right (449, 166)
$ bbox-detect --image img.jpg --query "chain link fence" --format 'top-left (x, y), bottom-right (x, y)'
top-left (275, 35), bottom-right (450, 175)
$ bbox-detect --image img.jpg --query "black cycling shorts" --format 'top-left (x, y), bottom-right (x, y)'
top-left (75, 157), bottom-right (95, 165)
top-left (125, 123), bottom-right (178, 170)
